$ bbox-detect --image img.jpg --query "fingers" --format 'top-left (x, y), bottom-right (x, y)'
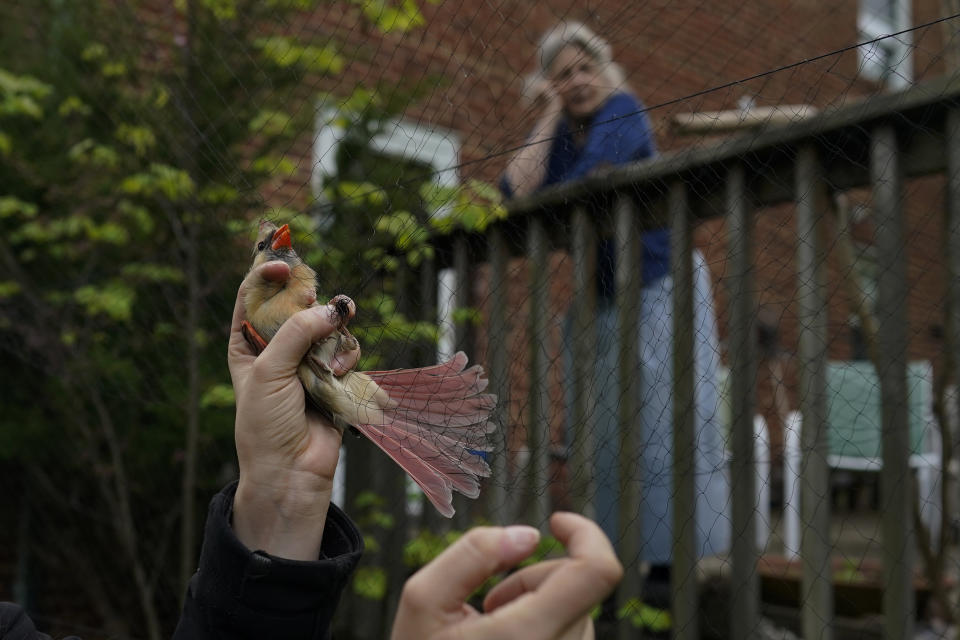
top-left (548, 512), bottom-right (620, 568)
top-left (229, 261), bottom-right (292, 373)
top-left (397, 526), bottom-right (540, 622)
top-left (456, 513), bottom-right (621, 638)
top-left (515, 513), bottom-right (621, 628)
top-left (482, 559), bottom-right (564, 612)
top-left (331, 343), bottom-right (360, 376)
top-left (256, 304), bottom-right (339, 378)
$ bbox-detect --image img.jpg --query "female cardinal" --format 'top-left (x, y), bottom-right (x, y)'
top-left (240, 220), bottom-right (496, 517)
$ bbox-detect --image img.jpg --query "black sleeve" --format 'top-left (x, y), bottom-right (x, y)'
top-left (173, 482), bottom-right (364, 640)
top-left (0, 603), bottom-right (81, 640)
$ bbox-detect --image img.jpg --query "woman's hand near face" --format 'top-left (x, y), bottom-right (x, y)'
top-left (525, 76), bottom-right (564, 115)
top-left (504, 77), bottom-right (565, 197)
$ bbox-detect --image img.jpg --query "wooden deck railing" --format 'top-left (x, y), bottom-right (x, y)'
top-left (433, 73), bottom-right (960, 639)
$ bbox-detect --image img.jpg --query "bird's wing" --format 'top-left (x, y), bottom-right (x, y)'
top-left (241, 321), bottom-right (269, 356)
top-left (353, 352), bottom-right (497, 517)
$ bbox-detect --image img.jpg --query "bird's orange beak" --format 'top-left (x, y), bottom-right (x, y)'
top-left (271, 224), bottom-right (292, 250)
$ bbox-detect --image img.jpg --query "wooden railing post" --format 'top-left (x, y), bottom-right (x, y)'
top-left (794, 144), bottom-right (833, 640)
top-left (726, 161), bottom-right (760, 639)
top-left (527, 216), bottom-right (551, 528)
top-left (571, 206), bottom-right (597, 518)
top-left (946, 108), bottom-right (960, 560)
top-left (487, 225), bottom-right (512, 525)
top-left (669, 179), bottom-right (698, 640)
top-left (872, 123), bottom-right (915, 640)
top-left (614, 193), bottom-right (643, 640)
top-left (452, 234), bottom-right (472, 527)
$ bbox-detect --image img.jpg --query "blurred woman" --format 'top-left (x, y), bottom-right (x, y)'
top-left (501, 21), bottom-right (730, 605)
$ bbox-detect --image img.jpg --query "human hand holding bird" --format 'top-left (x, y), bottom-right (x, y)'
top-left (237, 221), bottom-right (496, 518)
top-left (228, 258), bottom-right (347, 560)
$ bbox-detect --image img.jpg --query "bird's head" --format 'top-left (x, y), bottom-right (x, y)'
top-left (251, 220), bottom-right (297, 268)
top-left (244, 220), bottom-right (318, 319)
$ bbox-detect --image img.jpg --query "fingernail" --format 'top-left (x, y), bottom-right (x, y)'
top-left (503, 526), bottom-right (540, 554)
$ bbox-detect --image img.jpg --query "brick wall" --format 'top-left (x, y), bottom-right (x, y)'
top-left (246, 0), bottom-right (952, 208)
top-left (257, 0), bottom-right (952, 499)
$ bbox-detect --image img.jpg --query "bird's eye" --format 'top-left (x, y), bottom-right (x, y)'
top-left (257, 241), bottom-right (266, 252)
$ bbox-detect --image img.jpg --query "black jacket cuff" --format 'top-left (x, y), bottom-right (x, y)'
top-left (174, 481), bottom-right (363, 639)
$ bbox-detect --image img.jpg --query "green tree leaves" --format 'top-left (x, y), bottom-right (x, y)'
top-left (74, 282), bottom-right (136, 321)
top-left (0, 69), bottom-right (51, 118)
top-left (255, 36), bottom-right (344, 73)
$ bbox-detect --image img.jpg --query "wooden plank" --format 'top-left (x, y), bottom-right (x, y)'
top-left (527, 216), bottom-right (551, 528)
top-left (871, 124), bottom-right (914, 640)
top-left (453, 235), bottom-right (470, 352)
top-left (452, 235), bottom-right (472, 528)
top-left (614, 194), bottom-right (642, 640)
top-left (487, 226), bottom-right (511, 525)
top-left (570, 206), bottom-right (597, 518)
top-left (794, 144), bottom-right (833, 640)
top-left (504, 74), bottom-right (960, 216)
top-left (669, 179), bottom-right (698, 640)
top-left (419, 257), bottom-right (449, 532)
top-left (726, 161), bottom-right (760, 639)
top-left (671, 104), bottom-right (819, 134)
top-left (948, 109), bottom-right (960, 529)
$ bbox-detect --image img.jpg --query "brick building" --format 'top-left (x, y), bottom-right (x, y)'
top-left (275, 0), bottom-right (954, 504)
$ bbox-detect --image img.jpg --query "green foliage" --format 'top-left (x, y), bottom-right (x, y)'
top-left (74, 282), bottom-right (136, 321)
top-left (517, 533), bottom-right (563, 568)
top-left (58, 95), bottom-right (92, 117)
top-left (0, 69), bottom-right (51, 118)
top-left (348, 0), bottom-right (425, 33)
top-left (115, 124), bottom-right (157, 156)
top-left (326, 180), bottom-right (388, 206)
top-left (833, 559), bottom-right (867, 583)
top-left (68, 138), bottom-right (120, 168)
top-left (250, 154), bottom-right (298, 177)
top-left (255, 36), bottom-right (344, 73)
top-left (353, 566), bottom-right (388, 600)
top-left (353, 490), bottom-right (396, 530)
top-left (403, 529), bottom-right (463, 567)
top-left (618, 598), bottom-right (673, 633)
top-left (265, 0), bottom-right (319, 8)
top-left (199, 183), bottom-right (240, 205)
top-left (0, 281), bottom-right (21, 298)
top-left (452, 306), bottom-right (483, 327)
top-left (0, 196), bottom-right (37, 219)
top-left (248, 109), bottom-right (294, 137)
top-left (201, 0), bottom-right (238, 20)
top-left (352, 292), bottom-right (439, 359)
top-left (0, 0), bottom-right (448, 634)
top-left (200, 384), bottom-right (235, 409)
top-left (422, 179), bottom-right (508, 234)
top-left (121, 164), bottom-right (196, 201)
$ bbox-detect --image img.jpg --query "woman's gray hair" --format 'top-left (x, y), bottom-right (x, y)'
top-left (536, 21), bottom-right (625, 88)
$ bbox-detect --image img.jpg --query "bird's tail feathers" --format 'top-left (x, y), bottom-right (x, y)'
top-left (358, 351), bottom-right (497, 517)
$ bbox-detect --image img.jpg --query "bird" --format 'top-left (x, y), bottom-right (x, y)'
top-left (240, 220), bottom-right (496, 517)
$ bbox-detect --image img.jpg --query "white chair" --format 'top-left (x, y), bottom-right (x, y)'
top-left (782, 360), bottom-right (942, 559)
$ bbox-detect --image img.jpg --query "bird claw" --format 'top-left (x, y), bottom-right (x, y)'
top-left (322, 294), bottom-right (361, 375)
top-left (328, 294), bottom-right (356, 326)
